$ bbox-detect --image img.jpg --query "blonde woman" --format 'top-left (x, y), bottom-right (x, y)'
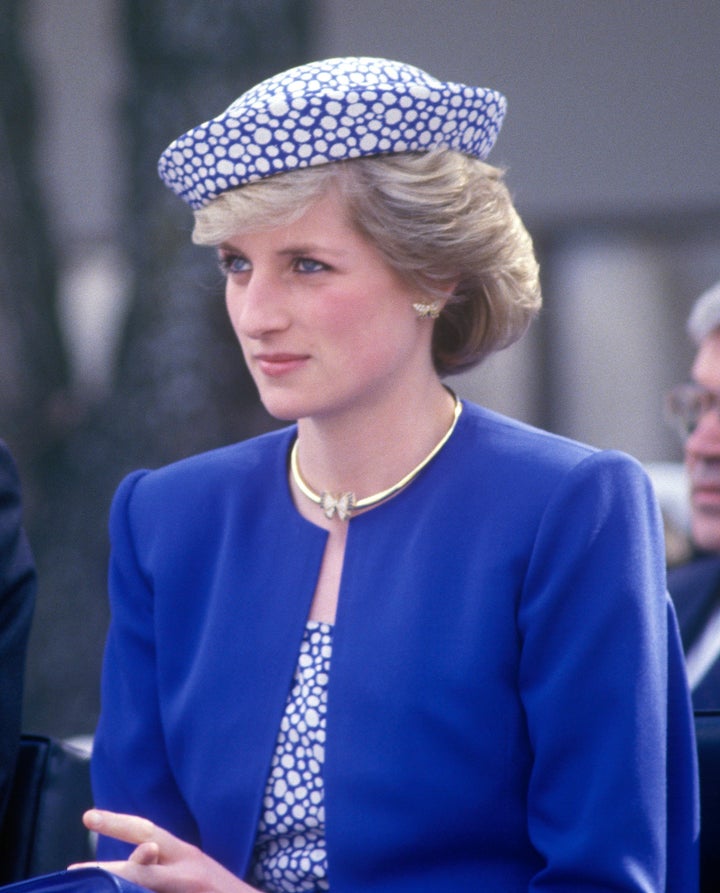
top-left (82, 58), bottom-right (697, 893)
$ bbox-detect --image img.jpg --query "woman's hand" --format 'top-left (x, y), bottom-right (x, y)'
top-left (69, 809), bottom-right (259, 893)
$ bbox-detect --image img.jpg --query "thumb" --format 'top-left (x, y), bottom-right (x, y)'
top-left (129, 841), bottom-right (161, 865)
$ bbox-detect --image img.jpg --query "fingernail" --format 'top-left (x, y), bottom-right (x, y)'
top-left (84, 809), bottom-right (102, 828)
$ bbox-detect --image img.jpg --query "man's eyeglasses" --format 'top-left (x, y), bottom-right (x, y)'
top-left (665, 383), bottom-right (720, 439)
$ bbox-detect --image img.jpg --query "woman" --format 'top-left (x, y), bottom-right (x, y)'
top-left (82, 58), bottom-right (698, 892)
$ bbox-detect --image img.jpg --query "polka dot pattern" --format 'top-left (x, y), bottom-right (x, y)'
top-left (158, 57), bottom-right (506, 209)
top-left (250, 621), bottom-right (332, 892)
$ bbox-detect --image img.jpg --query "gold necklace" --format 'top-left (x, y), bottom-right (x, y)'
top-left (290, 394), bottom-right (462, 521)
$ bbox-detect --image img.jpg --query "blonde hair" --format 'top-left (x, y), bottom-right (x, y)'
top-left (192, 150), bottom-right (541, 376)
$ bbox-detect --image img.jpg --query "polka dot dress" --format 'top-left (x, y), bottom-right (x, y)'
top-left (250, 622), bottom-right (332, 892)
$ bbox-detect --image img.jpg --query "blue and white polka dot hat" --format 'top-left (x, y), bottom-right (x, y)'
top-left (158, 57), bottom-right (507, 209)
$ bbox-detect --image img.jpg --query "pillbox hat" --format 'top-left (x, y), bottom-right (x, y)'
top-left (158, 56), bottom-right (506, 209)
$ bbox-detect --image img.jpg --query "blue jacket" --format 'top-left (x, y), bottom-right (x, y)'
top-left (92, 402), bottom-right (698, 891)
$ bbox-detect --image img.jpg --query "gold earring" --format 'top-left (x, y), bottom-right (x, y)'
top-left (412, 301), bottom-right (442, 320)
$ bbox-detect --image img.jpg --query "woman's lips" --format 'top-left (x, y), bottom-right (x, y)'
top-left (254, 353), bottom-right (308, 377)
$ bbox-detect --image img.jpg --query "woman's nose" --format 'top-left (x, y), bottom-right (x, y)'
top-left (226, 273), bottom-right (289, 338)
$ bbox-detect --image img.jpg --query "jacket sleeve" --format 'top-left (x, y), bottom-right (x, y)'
top-left (518, 449), bottom-right (698, 892)
top-left (91, 470), bottom-right (200, 858)
top-left (0, 441), bottom-right (35, 824)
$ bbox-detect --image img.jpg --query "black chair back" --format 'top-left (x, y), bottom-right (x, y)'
top-left (0, 735), bottom-right (94, 884)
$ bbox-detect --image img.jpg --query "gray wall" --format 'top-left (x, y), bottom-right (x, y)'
top-left (312, 0), bottom-right (720, 220)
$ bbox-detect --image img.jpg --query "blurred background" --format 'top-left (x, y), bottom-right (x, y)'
top-left (1, 0), bottom-right (719, 739)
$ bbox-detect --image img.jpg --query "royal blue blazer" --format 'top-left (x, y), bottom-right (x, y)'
top-left (92, 402), bottom-right (698, 892)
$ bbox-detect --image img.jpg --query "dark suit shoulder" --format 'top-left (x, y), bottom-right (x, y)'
top-left (668, 553), bottom-right (720, 651)
top-left (668, 553), bottom-right (720, 599)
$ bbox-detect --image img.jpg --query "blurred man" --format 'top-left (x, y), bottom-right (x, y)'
top-left (666, 280), bottom-right (720, 707)
top-left (0, 440), bottom-right (35, 823)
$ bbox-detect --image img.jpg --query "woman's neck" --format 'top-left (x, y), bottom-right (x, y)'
top-left (292, 379), bottom-right (456, 509)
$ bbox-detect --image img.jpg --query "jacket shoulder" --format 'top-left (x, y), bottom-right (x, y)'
top-left (111, 426), bottom-right (295, 529)
top-left (458, 401), bottom-right (645, 483)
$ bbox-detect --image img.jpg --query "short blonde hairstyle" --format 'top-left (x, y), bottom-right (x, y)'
top-left (192, 150), bottom-right (541, 376)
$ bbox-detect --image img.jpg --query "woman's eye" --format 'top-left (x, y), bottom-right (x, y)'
top-left (294, 257), bottom-right (327, 274)
top-left (217, 253), bottom-right (250, 276)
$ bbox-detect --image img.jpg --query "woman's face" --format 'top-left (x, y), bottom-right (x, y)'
top-left (218, 187), bottom-right (438, 422)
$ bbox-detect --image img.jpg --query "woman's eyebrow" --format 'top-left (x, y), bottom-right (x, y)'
top-left (277, 244), bottom-right (347, 258)
top-left (218, 240), bottom-right (347, 258)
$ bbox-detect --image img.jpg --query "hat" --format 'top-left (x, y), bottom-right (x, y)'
top-left (158, 57), bottom-right (507, 209)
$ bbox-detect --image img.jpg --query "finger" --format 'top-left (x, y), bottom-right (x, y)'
top-left (129, 841), bottom-right (161, 865)
top-left (83, 809), bottom-right (187, 861)
top-left (83, 809), bottom-right (157, 846)
top-left (74, 860), bottom-right (166, 891)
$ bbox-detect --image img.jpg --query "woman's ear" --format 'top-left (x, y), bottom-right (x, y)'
top-left (434, 278), bottom-right (460, 311)
top-left (439, 278), bottom-right (459, 298)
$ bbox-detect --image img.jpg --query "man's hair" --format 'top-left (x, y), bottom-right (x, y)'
top-left (688, 280), bottom-right (720, 345)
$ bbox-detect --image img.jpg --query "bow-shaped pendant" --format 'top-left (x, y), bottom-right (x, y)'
top-left (320, 491), bottom-right (356, 521)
